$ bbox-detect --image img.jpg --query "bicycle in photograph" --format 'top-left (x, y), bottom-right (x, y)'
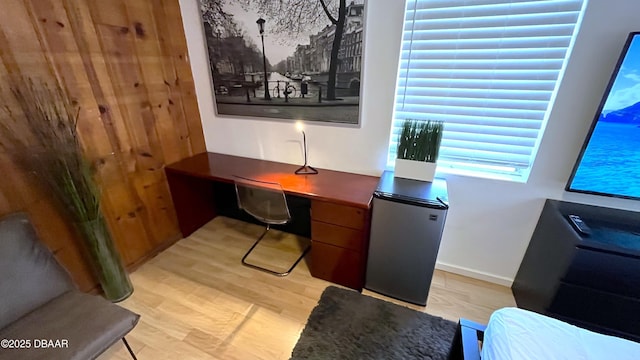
top-left (272, 80), bottom-right (297, 99)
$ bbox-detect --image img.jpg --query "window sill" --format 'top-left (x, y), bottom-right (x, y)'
top-left (386, 162), bottom-right (530, 183)
top-left (435, 166), bottom-right (528, 184)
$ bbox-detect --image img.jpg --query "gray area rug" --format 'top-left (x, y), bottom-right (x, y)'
top-left (291, 286), bottom-right (457, 360)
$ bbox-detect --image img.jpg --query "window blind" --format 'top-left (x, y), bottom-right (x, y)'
top-left (390, 0), bottom-right (586, 179)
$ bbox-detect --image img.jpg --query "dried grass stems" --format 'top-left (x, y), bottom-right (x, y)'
top-left (0, 78), bottom-right (101, 223)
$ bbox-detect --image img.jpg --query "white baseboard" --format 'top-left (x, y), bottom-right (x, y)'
top-left (435, 261), bottom-right (514, 287)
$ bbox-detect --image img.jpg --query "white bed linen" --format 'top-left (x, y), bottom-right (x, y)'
top-left (481, 307), bottom-right (640, 360)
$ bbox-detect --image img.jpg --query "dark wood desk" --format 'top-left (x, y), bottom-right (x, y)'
top-left (165, 152), bottom-right (379, 290)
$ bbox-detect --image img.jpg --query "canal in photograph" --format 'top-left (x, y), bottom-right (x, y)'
top-left (247, 72), bottom-right (321, 100)
top-left (215, 71), bottom-right (360, 124)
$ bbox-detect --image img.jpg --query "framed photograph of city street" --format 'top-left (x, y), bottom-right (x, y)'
top-left (199, 0), bottom-right (365, 125)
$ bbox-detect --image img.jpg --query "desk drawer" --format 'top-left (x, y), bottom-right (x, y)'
top-left (310, 241), bottom-right (363, 290)
top-left (311, 201), bottom-right (366, 230)
top-left (312, 220), bottom-right (363, 251)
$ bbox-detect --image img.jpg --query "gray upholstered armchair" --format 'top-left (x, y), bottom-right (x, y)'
top-left (0, 213), bottom-right (139, 360)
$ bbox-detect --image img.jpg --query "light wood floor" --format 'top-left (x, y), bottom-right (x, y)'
top-left (99, 216), bottom-right (515, 360)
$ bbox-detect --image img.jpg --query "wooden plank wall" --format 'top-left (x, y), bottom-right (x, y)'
top-left (0, 0), bottom-right (205, 291)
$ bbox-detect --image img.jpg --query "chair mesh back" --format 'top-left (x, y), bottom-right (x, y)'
top-left (234, 177), bottom-right (291, 225)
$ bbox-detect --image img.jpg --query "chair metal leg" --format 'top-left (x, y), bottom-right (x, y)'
top-left (241, 225), bottom-right (311, 276)
top-left (122, 337), bottom-right (137, 360)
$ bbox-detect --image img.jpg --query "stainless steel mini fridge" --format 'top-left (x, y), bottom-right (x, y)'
top-left (365, 170), bottom-right (448, 306)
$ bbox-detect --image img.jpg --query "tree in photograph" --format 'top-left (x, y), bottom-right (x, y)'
top-left (201, 0), bottom-right (231, 77)
top-left (238, 0), bottom-right (348, 100)
top-left (201, 0), bottom-right (269, 80)
top-left (274, 59), bottom-right (288, 75)
top-left (200, 0), bottom-right (230, 30)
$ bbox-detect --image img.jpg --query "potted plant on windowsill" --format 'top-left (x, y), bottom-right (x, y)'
top-left (395, 119), bottom-right (444, 182)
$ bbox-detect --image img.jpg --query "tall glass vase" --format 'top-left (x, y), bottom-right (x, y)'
top-left (75, 214), bottom-right (133, 302)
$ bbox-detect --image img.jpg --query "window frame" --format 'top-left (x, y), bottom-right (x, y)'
top-left (388, 0), bottom-right (588, 182)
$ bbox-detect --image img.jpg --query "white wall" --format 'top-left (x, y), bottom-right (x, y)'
top-left (180, 0), bottom-right (640, 285)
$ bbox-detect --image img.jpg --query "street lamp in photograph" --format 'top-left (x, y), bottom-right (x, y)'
top-left (256, 17), bottom-right (271, 100)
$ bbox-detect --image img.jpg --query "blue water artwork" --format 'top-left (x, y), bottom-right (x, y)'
top-left (568, 34), bottom-right (640, 199)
